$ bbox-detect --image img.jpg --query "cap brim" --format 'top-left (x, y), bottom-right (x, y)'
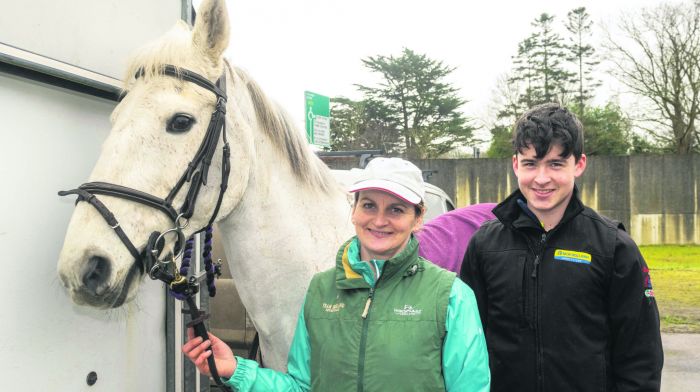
top-left (348, 179), bottom-right (422, 204)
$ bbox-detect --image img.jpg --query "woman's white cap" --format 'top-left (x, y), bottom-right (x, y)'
top-left (348, 157), bottom-right (425, 204)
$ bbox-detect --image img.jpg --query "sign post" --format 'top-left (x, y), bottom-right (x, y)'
top-left (304, 91), bottom-right (330, 148)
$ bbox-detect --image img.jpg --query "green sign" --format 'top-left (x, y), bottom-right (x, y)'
top-left (304, 91), bottom-right (330, 147)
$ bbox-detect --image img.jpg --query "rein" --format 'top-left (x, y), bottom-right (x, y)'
top-left (58, 64), bottom-right (233, 391)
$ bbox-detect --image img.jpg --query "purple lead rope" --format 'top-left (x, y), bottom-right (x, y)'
top-left (180, 238), bottom-right (194, 276)
top-left (202, 225), bottom-right (219, 296)
top-left (168, 225), bottom-right (219, 299)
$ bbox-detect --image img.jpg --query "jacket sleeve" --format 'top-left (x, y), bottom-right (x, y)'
top-left (442, 279), bottom-right (491, 392)
top-left (608, 230), bottom-right (663, 391)
top-left (459, 233), bottom-right (488, 329)
top-left (223, 299), bottom-right (311, 392)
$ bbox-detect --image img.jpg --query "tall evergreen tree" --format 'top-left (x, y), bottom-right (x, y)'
top-left (509, 35), bottom-right (542, 111)
top-left (355, 48), bottom-right (476, 158)
top-left (507, 13), bottom-right (572, 113)
top-left (531, 13), bottom-right (573, 103)
top-left (565, 7), bottom-right (601, 115)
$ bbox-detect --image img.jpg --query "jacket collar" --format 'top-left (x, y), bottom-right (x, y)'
top-left (334, 235), bottom-right (419, 290)
top-left (493, 186), bottom-right (585, 232)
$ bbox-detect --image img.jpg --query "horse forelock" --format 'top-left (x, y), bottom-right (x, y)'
top-left (121, 21), bottom-right (222, 92)
top-left (233, 67), bottom-right (338, 194)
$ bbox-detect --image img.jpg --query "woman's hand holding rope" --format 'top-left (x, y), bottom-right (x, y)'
top-left (182, 328), bottom-right (237, 379)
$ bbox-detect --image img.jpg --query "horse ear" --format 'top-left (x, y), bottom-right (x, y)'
top-left (192, 0), bottom-right (230, 66)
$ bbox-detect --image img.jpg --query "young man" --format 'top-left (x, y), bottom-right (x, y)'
top-left (460, 103), bottom-right (663, 392)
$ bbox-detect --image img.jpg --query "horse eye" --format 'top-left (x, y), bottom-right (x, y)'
top-left (167, 113), bottom-right (195, 133)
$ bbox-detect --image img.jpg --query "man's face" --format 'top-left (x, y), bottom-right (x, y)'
top-left (512, 143), bottom-right (586, 223)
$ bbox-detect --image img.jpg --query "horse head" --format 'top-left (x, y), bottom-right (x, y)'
top-left (57, 0), bottom-right (250, 308)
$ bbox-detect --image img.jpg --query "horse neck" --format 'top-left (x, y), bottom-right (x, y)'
top-left (212, 69), bottom-right (353, 370)
top-left (219, 142), bottom-right (352, 256)
top-left (216, 67), bottom-right (353, 272)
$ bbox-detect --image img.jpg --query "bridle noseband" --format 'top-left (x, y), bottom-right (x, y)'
top-left (58, 65), bottom-right (231, 275)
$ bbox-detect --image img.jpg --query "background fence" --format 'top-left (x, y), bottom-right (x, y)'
top-left (324, 154), bottom-right (700, 245)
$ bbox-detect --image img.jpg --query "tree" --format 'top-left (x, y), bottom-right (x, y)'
top-left (565, 7), bottom-right (601, 115)
top-left (531, 13), bottom-right (573, 103)
top-left (486, 125), bottom-right (514, 158)
top-left (605, 1), bottom-right (700, 153)
top-left (330, 97), bottom-right (365, 151)
top-left (629, 133), bottom-right (666, 154)
top-left (507, 13), bottom-right (573, 116)
top-left (355, 48), bottom-right (476, 158)
top-left (510, 35), bottom-right (543, 111)
top-left (330, 97), bottom-right (401, 153)
top-left (576, 103), bottom-right (631, 155)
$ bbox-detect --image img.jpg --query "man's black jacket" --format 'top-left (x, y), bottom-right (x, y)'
top-left (460, 189), bottom-right (663, 392)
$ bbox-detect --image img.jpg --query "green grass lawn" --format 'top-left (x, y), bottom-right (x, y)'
top-left (641, 245), bottom-right (700, 333)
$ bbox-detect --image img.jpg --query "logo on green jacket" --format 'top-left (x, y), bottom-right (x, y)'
top-left (322, 302), bottom-right (345, 313)
top-left (394, 304), bottom-right (423, 316)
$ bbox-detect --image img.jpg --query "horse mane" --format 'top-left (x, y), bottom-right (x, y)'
top-left (232, 66), bottom-right (336, 193)
top-left (119, 21), bottom-right (338, 194)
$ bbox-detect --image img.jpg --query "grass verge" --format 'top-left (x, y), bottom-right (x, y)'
top-left (641, 245), bottom-right (700, 333)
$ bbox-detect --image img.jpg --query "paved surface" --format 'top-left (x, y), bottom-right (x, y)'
top-left (662, 333), bottom-right (700, 391)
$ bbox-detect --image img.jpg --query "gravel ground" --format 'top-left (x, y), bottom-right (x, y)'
top-left (662, 333), bottom-right (700, 391)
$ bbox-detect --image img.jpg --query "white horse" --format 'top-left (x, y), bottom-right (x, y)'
top-left (57, 0), bottom-right (352, 371)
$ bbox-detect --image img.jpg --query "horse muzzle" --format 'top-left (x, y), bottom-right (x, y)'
top-left (59, 253), bottom-right (142, 309)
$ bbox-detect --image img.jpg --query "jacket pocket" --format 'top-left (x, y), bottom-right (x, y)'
top-left (483, 251), bottom-right (529, 329)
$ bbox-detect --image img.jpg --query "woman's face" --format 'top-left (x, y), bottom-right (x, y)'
top-left (352, 190), bottom-right (423, 261)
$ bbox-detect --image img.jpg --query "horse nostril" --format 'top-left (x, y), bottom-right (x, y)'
top-left (82, 256), bottom-right (111, 296)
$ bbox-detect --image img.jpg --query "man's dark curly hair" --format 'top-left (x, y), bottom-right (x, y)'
top-left (512, 103), bottom-right (584, 161)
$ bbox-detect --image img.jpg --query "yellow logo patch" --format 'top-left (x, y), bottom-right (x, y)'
top-left (554, 249), bottom-right (592, 264)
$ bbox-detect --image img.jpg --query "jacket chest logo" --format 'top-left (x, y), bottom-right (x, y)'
top-left (322, 302), bottom-right (345, 313)
top-left (554, 249), bottom-right (591, 264)
top-left (394, 304), bottom-right (423, 316)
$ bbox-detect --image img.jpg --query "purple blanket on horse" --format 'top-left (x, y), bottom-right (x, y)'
top-left (416, 203), bottom-right (496, 273)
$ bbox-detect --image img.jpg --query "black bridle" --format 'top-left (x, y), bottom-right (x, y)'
top-left (59, 65), bottom-right (231, 273)
top-left (58, 64), bottom-right (233, 391)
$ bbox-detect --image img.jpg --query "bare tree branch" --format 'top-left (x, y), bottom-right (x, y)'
top-left (605, 2), bottom-right (700, 153)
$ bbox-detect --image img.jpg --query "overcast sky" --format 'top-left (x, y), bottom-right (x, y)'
top-left (219, 0), bottom-right (666, 149)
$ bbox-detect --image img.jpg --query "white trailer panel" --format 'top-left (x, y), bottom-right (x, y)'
top-left (0, 1), bottom-right (193, 390)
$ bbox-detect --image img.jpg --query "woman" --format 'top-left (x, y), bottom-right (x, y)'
top-left (183, 157), bottom-right (490, 391)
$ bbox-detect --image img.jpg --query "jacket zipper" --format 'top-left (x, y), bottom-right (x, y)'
top-left (534, 232), bottom-right (546, 392)
top-left (357, 286), bottom-right (375, 392)
top-left (531, 233), bottom-right (546, 278)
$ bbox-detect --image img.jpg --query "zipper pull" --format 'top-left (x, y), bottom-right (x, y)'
top-left (531, 255), bottom-right (540, 278)
top-left (531, 233), bottom-right (546, 279)
top-left (361, 288), bottom-right (375, 319)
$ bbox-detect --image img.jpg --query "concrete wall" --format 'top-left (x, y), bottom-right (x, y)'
top-left (627, 155), bottom-right (700, 245)
top-left (324, 154), bottom-right (699, 245)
